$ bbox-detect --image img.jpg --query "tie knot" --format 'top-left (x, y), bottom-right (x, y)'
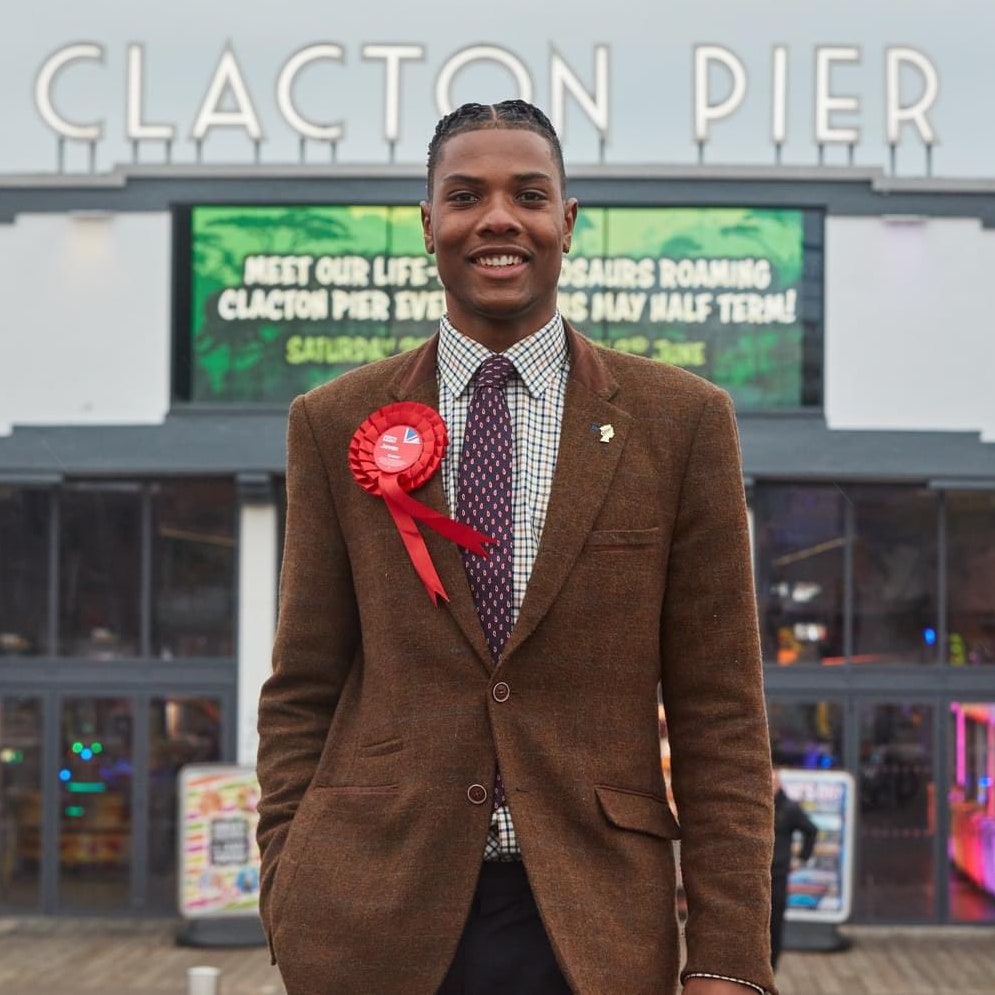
top-left (472, 355), bottom-right (515, 390)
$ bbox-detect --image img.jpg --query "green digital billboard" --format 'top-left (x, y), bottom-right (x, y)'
top-left (180, 204), bottom-right (819, 408)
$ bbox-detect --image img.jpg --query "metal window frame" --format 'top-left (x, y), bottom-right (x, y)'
top-left (0, 477), bottom-right (240, 916)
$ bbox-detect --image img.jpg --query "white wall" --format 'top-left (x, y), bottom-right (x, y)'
top-left (826, 215), bottom-right (995, 442)
top-left (0, 212), bottom-right (171, 435)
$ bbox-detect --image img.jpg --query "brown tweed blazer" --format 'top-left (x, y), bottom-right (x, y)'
top-left (256, 323), bottom-right (777, 995)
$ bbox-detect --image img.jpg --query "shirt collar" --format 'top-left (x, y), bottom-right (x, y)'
top-left (437, 312), bottom-right (568, 399)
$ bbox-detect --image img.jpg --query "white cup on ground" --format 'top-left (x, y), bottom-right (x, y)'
top-left (188, 965), bottom-right (222, 995)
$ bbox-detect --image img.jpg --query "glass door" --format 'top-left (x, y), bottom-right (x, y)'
top-left (857, 702), bottom-right (936, 920)
top-left (57, 697), bottom-right (134, 911)
top-left (0, 696), bottom-right (43, 910)
top-left (948, 701), bottom-right (995, 922)
top-left (147, 695), bottom-right (222, 911)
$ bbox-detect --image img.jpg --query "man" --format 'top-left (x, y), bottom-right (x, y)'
top-left (771, 770), bottom-right (819, 970)
top-left (257, 100), bottom-right (777, 995)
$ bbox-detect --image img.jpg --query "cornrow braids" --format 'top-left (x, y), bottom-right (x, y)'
top-left (426, 100), bottom-right (566, 196)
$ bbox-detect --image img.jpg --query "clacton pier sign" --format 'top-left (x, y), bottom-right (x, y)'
top-left (34, 43), bottom-right (938, 166)
top-left (2, 0), bottom-right (992, 177)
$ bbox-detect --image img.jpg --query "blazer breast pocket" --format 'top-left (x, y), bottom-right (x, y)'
top-left (584, 527), bottom-right (664, 551)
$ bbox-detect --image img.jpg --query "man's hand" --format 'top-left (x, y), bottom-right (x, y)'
top-left (683, 979), bottom-right (761, 995)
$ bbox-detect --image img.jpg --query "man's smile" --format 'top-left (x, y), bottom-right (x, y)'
top-left (469, 247), bottom-right (530, 272)
top-left (476, 254), bottom-right (525, 267)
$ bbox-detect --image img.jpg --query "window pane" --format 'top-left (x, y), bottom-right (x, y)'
top-left (153, 481), bottom-right (236, 658)
top-left (148, 696), bottom-right (223, 911)
top-left (59, 489), bottom-right (141, 658)
top-left (755, 485), bottom-right (845, 665)
top-left (852, 486), bottom-right (939, 664)
top-left (857, 704), bottom-right (935, 920)
top-left (947, 492), bottom-right (995, 665)
top-left (768, 701), bottom-right (843, 769)
top-left (0, 697), bottom-right (42, 910)
top-left (949, 702), bottom-right (995, 922)
top-left (59, 697), bottom-right (132, 911)
top-left (0, 488), bottom-right (49, 656)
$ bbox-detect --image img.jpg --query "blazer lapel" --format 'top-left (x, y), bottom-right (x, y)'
top-left (501, 327), bottom-right (631, 662)
top-left (389, 337), bottom-right (493, 671)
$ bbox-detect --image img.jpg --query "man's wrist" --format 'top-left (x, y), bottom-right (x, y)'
top-left (683, 971), bottom-right (767, 993)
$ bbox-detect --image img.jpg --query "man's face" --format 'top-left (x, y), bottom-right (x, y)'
top-left (421, 128), bottom-right (578, 351)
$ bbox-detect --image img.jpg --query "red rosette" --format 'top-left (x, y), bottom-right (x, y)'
top-left (348, 402), bottom-right (494, 604)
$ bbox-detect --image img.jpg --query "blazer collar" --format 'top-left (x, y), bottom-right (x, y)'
top-left (388, 320), bottom-right (620, 401)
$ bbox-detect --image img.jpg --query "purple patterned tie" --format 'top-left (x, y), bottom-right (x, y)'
top-left (457, 354), bottom-right (514, 808)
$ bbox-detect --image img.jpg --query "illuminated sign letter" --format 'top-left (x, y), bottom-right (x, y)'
top-left (436, 45), bottom-right (534, 116)
top-left (276, 44), bottom-right (345, 142)
top-left (362, 44), bottom-right (425, 143)
top-left (771, 45), bottom-right (788, 145)
top-left (886, 47), bottom-right (939, 145)
top-left (126, 44), bottom-right (176, 142)
top-left (192, 47), bottom-right (264, 142)
top-left (550, 45), bottom-right (610, 140)
top-left (34, 43), bottom-right (105, 141)
top-left (815, 46), bottom-right (861, 144)
top-left (693, 45), bottom-right (747, 142)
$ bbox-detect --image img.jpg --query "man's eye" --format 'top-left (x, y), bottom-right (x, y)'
top-left (519, 190), bottom-right (548, 203)
top-left (448, 191), bottom-right (477, 204)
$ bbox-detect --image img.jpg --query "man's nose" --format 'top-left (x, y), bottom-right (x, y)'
top-left (477, 196), bottom-right (522, 234)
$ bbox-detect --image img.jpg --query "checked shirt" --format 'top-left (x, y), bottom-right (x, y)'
top-left (437, 311), bottom-right (569, 861)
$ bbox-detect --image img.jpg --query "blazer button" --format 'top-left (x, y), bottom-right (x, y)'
top-left (492, 681), bottom-right (510, 703)
top-left (467, 783), bottom-right (488, 805)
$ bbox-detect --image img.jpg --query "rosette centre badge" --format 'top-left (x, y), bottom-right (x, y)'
top-left (374, 425), bottom-right (424, 473)
top-left (350, 402), bottom-right (494, 604)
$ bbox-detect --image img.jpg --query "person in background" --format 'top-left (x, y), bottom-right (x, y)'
top-left (771, 769), bottom-right (819, 970)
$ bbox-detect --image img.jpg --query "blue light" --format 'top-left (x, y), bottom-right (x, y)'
top-left (819, 755), bottom-right (833, 769)
top-left (80, 748), bottom-right (93, 761)
top-left (59, 768), bottom-right (72, 782)
top-left (924, 627), bottom-right (937, 646)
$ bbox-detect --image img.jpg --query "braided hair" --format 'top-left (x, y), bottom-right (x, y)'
top-left (426, 100), bottom-right (566, 196)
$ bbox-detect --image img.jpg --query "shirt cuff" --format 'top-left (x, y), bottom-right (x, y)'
top-left (684, 972), bottom-right (767, 994)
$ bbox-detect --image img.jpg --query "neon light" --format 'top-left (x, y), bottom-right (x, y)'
top-left (72, 742), bottom-right (83, 754)
top-left (59, 769), bottom-right (72, 782)
top-left (67, 782), bottom-right (106, 793)
top-left (92, 742), bottom-right (103, 754)
top-left (65, 805), bottom-right (85, 817)
top-left (80, 748), bottom-right (93, 761)
top-left (924, 627), bottom-right (937, 646)
top-left (954, 703), bottom-right (966, 787)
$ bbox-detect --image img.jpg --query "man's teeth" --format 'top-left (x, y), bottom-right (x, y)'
top-left (477, 255), bottom-right (524, 267)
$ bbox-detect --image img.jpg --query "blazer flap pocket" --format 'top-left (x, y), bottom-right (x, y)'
top-left (586, 527), bottom-right (663, 549)
top-left (357, 736), bottom-right (404, 757)
top-left (596, 785), bottom-right (681, 840)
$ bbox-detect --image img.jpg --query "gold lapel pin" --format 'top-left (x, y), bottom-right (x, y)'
top-left (598, 424), bottom-right (615, 444)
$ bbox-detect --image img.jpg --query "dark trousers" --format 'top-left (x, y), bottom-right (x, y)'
top-left (770, 871), bottom-right (788, 969)
top-left (438, 862), bottom-right (573, 995)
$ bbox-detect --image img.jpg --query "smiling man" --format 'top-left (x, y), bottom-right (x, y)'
top-left (256, 100), bottom-right (777, 995)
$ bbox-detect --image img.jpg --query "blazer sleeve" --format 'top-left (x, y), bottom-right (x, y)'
top-left (658, 389), bottom-right (778, 995)
top-left (256, 394), bottom-right (360, 935)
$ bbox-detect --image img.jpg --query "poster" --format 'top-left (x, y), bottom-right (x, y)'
top-left (780, 768), bottom-right (856, 923)
top-left (185, 204), bottom-right (812, 408)
top-left (178, 764), bottom-right (261, 918)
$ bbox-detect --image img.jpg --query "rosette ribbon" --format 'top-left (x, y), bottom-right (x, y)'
top-left (349, 402), bottom-right (494, 604)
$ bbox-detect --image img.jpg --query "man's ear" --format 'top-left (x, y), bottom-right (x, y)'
top-left (562, 196), bottom-right (579, 254)
top-left (420, 200), bottom-right (434, 254)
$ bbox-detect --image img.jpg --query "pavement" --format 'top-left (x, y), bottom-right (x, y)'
top-left (0, 917), bottom-right (994, 994)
